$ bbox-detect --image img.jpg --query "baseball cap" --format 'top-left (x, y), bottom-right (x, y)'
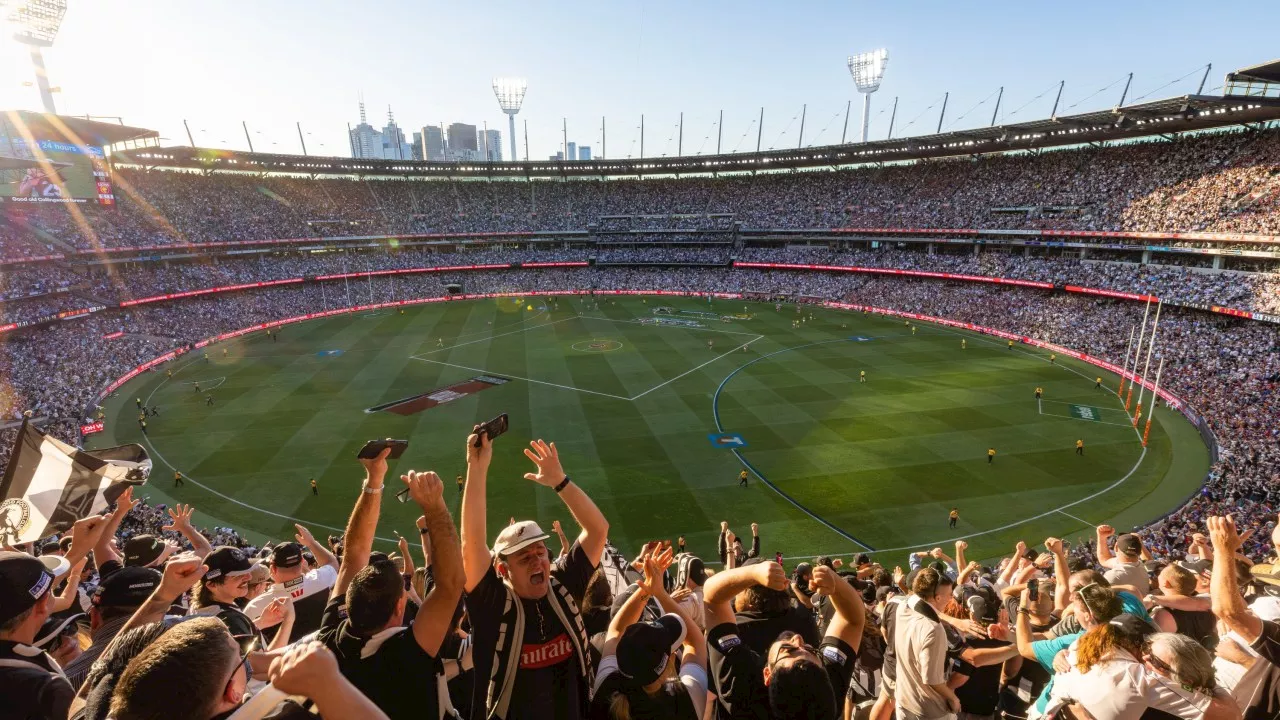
top-left (270, 542), bottom-right (304, 569)
top-left (616, 614), bottom-right (687, 686)
top-left (1115, 534), bottom-right (1142, 556)
top-left (674, 553), bottom-right (706, 588)
top-left (33, 612), bottom-right (85, 651)
top-left (204, 546), bottom-right (253, 581)
top-left (123, 535), bottom-right (167, 567)
top-left (249, 561), bottom-right (271, 585)
top-left (0, 551), bottom-right (70, 626)
top-left (1252, 563), bottom-right (1280, 587)
top-left (854, 553), bottom-right (871, 567)
top-left (93, 566), bottom-right (162, 608)
top-left (1177, 558), bottom-right (1212, 575)
top-left (1109, 613), bottom-right (1158, 641)
top-left (493, 520), bottom-right (550, 557)
top-left (39, 539), bottom-right (61, 555)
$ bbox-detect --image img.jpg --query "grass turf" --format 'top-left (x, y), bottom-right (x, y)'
top-left (92, 295), bottom-right (1209, 565)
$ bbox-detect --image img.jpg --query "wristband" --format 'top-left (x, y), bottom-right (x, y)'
top-left (553, 476), bottom-right (571, 493)
top-left (419, 528), bottom-right (430, 535)
top-left (362, 485), bottom-right (383, 495)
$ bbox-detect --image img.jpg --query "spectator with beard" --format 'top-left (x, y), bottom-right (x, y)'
top-left (315, 446), bottom-right (465, 720)
top-left (244, 522), bottom-right (338, 644)
top-left (460, 431), bottom-right (610, 720)
top-left (705, 559), bottom-right (865, 720)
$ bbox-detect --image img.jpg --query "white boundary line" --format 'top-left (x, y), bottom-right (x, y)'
top-left (1037, 402), bottom-right (1136, 428)
top-left (178, 377), bottom-right (227, 391)
top-left (411, 314), bottom-right (577, 357)
top-left (1057, 509), bottom-right (1094, 526)
top-left (410, 358), bottom-right (633, 401)
top-left (446, 305), bottom-right (549, 342)
top-left (630, 337), bottom-right (765, 400)
top-left (141, 368), bottom-right (400, 543)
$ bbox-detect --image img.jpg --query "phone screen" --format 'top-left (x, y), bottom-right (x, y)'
top-left (474, 414), bottom-right (509, 447)
top-left (358, 439), bottom-right (408, 460)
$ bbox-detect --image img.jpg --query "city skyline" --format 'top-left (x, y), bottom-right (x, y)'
top-left (0, 1), bottom-right (1277, 160)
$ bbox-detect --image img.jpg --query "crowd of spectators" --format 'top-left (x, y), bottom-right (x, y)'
top-left (0, 126), bottom-right (1277, 260)
top-left (1, 126), bottom-right (1279, 718)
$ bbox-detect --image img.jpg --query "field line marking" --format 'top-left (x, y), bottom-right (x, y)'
top-left (447, 306), bottom-right (549, 342)
top-left (579, 313), bottom-right (764, 337)
top-left (410, 357), bottom-right (632, 401)
top-left (412, 314), bottom-right (577, 357)
top-left (712, 338), bottom-right (877, 551)
top-left (1057, 509), bottom-right (1094, 526)
top-left (1038, 408), bottom-right (1137, 428)
top-left (629, 336), bottom-right (766, 401)
top-left (140, 367), bottom-right (399, 543)
top-left (871, 444), bottom-right (1147, 553)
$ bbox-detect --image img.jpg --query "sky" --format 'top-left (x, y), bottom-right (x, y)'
top-left (0, 0), bottom-right (1277, 161)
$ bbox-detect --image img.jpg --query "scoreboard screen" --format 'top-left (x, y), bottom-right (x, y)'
top-left (0, 138), bottom-right (115, 205)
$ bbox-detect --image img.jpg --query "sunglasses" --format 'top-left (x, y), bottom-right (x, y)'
top-left (227, 634), bottom-right (258, 688)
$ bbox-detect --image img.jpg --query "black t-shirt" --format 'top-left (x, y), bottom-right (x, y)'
top-left (0, 640), bottom-right (74, 720)
top-left (952, 637), bottom-right (1007, 715)
top-left (315, 595), bottom-right (441, 720)
top-left (589, 670), bottom-right (700, 720)
top-left (707, 621), bottom-right (858, 720)
top-left (733, 606), bottom-right (821, 657)
top-left (467, 542), bottom-right (597, 720)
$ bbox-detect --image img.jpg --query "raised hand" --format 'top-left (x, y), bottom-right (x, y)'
top-left (1045, 537), bottom-right (1064, 555)
top-left (294, 523), bottom-right (317, 547)
top-left (415, 515), bottom-right (427, 532)
top-left (66, 515), bottom-right (109, 561)
top-left (1096, 524), bottom-right (1115, 538)
top-left (810, 564), bottom-right (838, 594)
top-left (753, 561), bottom-right (788, 591)
top-left (1015, 540), bottom-right (1027, 557)
top-left (163, 504), bottom-right (195, 533)
top-left (1208, 516), bottom-right (1242, 555)
top-left (720, 521), bottom-right (728, 533)
top-left (522, 440), bottom-right (567, 487)
top-left (397, 534), bottom-right (410, 559)
top-left (258, 596), bottom-right (291, 627)
top-left (159, 553), bottom-right (207, 599)
top-left (552, 519), bottom-right (563, 534)
top-left (466, 425), bottom-right (493, 467)
top-left (359, 446), bottom-right (392, 482)
top-left (639, 545), bottom-right (674, 595)
top-left (268, 641), bottom-right (341, 696)
top-left (114, 486), bottom-right (140, 516)
top-left (751, 523), bottom-right (759, 535)
top-left (893, 566), bottom-right (905, 585)
top-left (400, 470), bottom-right (444, 509)
top-left (929, 547), bottom-right (944, 559)
top-left (955, 540), bottom-right (969, 552)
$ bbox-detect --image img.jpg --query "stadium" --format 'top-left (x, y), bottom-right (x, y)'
top-left (2, 3), bottom-right (1280, 718)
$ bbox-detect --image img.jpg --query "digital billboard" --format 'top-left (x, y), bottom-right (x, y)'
top-left (0, 136), bottom-right (114, 205)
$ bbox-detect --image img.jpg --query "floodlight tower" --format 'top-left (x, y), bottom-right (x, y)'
top-left (847, 48), bottom-right (889, 144)
top-left (7, 0), bottom-right (67, 114)
top-left (492, 78), bottom-right (528, 162)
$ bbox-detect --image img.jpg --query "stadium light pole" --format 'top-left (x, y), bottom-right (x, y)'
top-left (847, 48), bottom-right (888, 144)
top-left (7, 0), bottom-right (67, 114)
top-left (492, 78), bottom-right (528, 165)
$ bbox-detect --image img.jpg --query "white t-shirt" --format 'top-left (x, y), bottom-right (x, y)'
top-left (244, 564), bottom-right (338, 637)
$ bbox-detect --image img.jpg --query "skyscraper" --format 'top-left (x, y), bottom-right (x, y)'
top-left (567, 142), bottom-right (576, 162)
top-left (480, 129), bottom-right (502, 161)
top-left (349, 101), bottom-right (384, 159)
top-left (410, 131), bottom-right (424, 160)
top-left (381, 107), bottom-right (413, 160)
top-left (423, 126), bottom-right (446, 161)
top-left (578, 146), bottom-right (591, 161)
top-left (447, 123), bottom-right (478, 154)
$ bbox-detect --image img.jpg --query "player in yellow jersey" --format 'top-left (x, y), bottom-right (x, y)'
top-left (961, 339), bottom-right (966, 350)
top-left (1035, 387), bottom-right (1043, 399)
top-left (1049, 353), bottom-right (1057, 364)
top-left (1096, 377), bottom-right (1103, 390)
top-left (310, 478), bottom-right (318, 496)
top-left (860, 370), bottom-right (866, 383)
top-left (1008, 340), bottom-right (1014, 350)
top-left (1076, 439), bottom-right (1084, 455)
top-left (911, 326), bottom-right (917, 335)
top-left (948, 508), bottom-right (959, 528)
top-left (174, 470), bottom-right (185, 487)
top-left (987, 447), bottom-right (996, 464)
top-left (738, 469), bottom-right (749, 488)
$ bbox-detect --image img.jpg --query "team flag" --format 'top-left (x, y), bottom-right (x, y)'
top-left (0, 420), bottom-right (150, 545)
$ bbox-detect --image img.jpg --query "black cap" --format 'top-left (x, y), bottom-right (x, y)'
top-left (204, 546), bottom-right (253, 581)
top-left (1109, 613), bottom-right (1158, 642)
top-left (39, 540), bottom-right (61, 555)
top-left (1115, 534), bottom-right (1142, 556)
top-left (123, 535), bottom-right (166, 567)
top-left (0, 552), bottom-right (69, 626)
top-left (674, 553), bottom-right (706, 589)
top-left (854, 553), bottom-right (871, 567)
top-left (270, 542), bottom-right (303, 569)
top-left (33, 612), bottom-right (85, 651)
top-left (616, 614), bottom-right (686, 686)
top-left (92, 566), bottom-right (162, 609)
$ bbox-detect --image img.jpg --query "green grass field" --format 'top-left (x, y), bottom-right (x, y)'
top-left (91, 295), bottom-right (1209, 565)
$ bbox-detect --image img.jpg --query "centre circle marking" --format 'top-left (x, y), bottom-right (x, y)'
top-left (572, 339), bottom-right (623, 353)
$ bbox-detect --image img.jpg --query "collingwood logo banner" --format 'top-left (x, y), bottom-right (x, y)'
top-left (0, 420), bottom-right (151, 545)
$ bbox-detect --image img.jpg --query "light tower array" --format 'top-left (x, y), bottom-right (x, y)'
top-left (492, 78), bottom-right (528, 162)
top-left (6, 0), bottom-right (68, 114)
top-left (847, 48), bottom-right (889, 144)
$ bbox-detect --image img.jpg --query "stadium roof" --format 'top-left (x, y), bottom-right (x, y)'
top-left (114, 94), bottom-right (1280, 179)
top-left (1, 111), bottom-right (158, 148)
top-left (1232, 59), bottom-right (1280, 84)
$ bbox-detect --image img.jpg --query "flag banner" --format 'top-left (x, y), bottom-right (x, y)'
top-left (0, 421), bottom-right (150, 545)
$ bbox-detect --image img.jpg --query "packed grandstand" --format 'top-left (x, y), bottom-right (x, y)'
top-left (2, 84), bottom-right (1280, 720)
